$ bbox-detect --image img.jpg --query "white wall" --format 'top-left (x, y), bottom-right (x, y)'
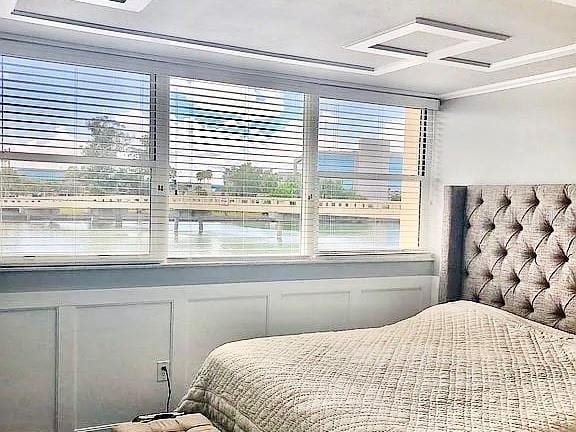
top-left (0, 276), bottom-right (436, 431)
top-left (428, 78), bottom-right (576, 266)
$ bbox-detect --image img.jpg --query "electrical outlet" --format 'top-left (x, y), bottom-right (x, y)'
top-left (156, 360), bottom-right (169, 382)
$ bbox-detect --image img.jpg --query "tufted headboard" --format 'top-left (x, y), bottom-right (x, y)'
top-left (440, 184), bottom-right (576, 334)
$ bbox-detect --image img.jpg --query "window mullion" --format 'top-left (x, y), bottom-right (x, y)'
top-left (150, 73), bottom-right (170, 262)
top-left (300, 92), bottom-right (319, 258)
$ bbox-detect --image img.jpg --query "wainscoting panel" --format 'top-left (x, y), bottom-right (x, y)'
top-left (186, 296), bottom-right (268, 381)
top-left (75, 303), bottom-right (172, 429)
top-left (0, 275), bottom-right (437, 432)
top-left (269, 290), bottom-right (351, 335)
top-left (352, 286), bottom-right (427, 329)
top-left (0, 308), bottom-right (57, 432)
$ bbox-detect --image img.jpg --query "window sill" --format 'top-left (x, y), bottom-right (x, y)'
top-left (0, 251), bottom-right (434, 272)
top-left (165, 251), bottom-right (434, 267)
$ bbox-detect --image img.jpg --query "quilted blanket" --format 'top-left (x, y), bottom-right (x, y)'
top-left (178, 301), bottom-right (576, 432)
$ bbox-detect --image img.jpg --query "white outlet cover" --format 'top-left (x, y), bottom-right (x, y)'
top-left (156, 360), bottom-right (169, 382)
top-left (71, 0), bottom-right (153, 12)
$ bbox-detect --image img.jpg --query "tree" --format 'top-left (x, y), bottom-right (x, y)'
top-left (221, 163), bottom-right (362, 200)
top-left (196, 170), bottom-right (213, 184)
top-left (319, 179), bottom-right (361, 199)
top-left (83, 117), bottom-right (127, 158)
top-left (270, 176), bottom-right (301, 198)
top-left (223, 163), bottom-right (279, 197)
top-left (68, 116), bottom-right (149, 195)
top-left (193, 184), bottom-right (208, 196)
top-left (0, 165), bottom-right (60, 196)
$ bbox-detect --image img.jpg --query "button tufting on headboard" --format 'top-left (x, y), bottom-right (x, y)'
top-left (442, 184), bottom-right (576, 335)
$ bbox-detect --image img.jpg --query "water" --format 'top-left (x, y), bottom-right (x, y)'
top-left (0, 220), bottom-right (400, 258)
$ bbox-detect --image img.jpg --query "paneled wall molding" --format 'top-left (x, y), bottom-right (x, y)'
top-left (0, 276), bottom-right (438, 432)
top-left (56, 306), bottom-right (78, 432)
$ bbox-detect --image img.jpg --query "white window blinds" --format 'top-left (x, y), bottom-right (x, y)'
top-left (0, 52), bottom-right (434, 266)
top-left (169, 77), bottom-right (305, 259)
top-left (0, 56), bottom-right (153, 263)
top-left (317, 98), bottom-right (427, 253)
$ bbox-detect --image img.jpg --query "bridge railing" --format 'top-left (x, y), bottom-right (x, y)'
top-left (1, 194), bottom-right (404, 214)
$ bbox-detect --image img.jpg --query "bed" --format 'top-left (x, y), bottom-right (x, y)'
top-left (178, 185), bottom-right (576, 432)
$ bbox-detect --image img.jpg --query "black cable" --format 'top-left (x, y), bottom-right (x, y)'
top-left (162, 365), bottom-right (172, 412)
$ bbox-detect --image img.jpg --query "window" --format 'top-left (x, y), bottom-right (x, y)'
top-left (317, 98), bottom-right (425, 253)
top-left (0, 53), bottom-right (432, 266)
top-left (0, 56), bottom-right (153, 263)
top-left (169, 78), bottom-right (305, 258)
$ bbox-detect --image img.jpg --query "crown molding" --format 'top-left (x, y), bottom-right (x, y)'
top-left (549, 0), bottom-right (576, 7)
top-left (490, 44), bottom-right (576, 70)
top-left (441, 67), bottom-right (576, 100)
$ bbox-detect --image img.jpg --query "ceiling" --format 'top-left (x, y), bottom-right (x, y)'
top-left (1, 0), bottom-right (575, 98)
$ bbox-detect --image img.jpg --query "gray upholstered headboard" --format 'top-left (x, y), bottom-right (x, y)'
top-left (440, 184), bottom-right (576, 334)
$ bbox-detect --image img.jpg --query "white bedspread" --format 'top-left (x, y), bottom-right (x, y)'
top-left (178, 301), bottom-right (576, 432)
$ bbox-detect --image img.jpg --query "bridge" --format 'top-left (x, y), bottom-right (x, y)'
top-left (0, 193), bottom-right (419, 248)
top-left (0, 194), bottom-right (411, 219)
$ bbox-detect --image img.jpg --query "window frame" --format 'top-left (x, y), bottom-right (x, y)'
top-left (0, 56), bottom-right (159, 266)
top-left (165, 76), bottom-right (309, 261)
top-left (315, 97), bottom-right (427, 255)
top-left (0, 44), bottom-right (436, 267)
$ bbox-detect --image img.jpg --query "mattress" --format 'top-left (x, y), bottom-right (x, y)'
top-left (178, 301), bottom-right (576, 432)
